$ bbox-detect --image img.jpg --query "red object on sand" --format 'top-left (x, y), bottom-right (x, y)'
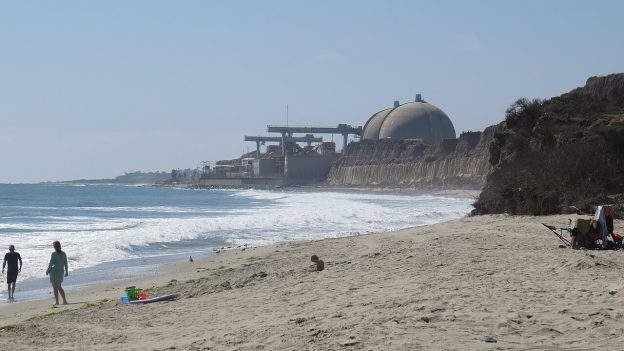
top-left (604, 204), bottom-right (614, 234)
top-left (139, 292), bottom-right (148, 300)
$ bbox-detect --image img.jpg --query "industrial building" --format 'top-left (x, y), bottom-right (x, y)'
top-left (198, 124), bottom-right (361, 186)
top-left (198, 93), bottom-right (457, 187)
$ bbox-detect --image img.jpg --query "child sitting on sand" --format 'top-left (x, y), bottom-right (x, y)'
top-left (311, 254), bottom-right (324, 271)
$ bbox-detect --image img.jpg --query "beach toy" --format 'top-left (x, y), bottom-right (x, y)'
top-left (125, 286), bottom-right (142, 301)
top-left (128, 294), bottom-right (178, 304)
top-left (139, 292), bottom-right (149, 300)
top-left (120, 296), bottom-right (129, 304)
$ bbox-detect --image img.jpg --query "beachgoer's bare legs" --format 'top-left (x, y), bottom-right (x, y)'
top-left (52, 283), bottom-right (59, 304)
top-left (52, 282), bottom-right (68, 305)
top-left (58, 284), bottom-right (67, 304)
top-left (9, 282), bottom-right (15, 301)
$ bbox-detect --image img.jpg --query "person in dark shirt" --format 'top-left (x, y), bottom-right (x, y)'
top-left (3, 245), bottom-right (22, 302)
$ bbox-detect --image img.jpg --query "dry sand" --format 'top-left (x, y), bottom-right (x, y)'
top-left (2, 214), bottom-right (624, 350)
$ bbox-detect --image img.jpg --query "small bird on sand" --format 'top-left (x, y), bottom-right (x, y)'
top-left (189, 256), bottom-right (194, 263)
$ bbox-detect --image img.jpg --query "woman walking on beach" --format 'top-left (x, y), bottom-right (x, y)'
top-left (45, 240), bottom-right (68, 305)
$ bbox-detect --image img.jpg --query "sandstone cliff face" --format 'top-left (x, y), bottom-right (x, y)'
top-left (474, 73), bottom-right (624, 216)
top-left (326, 126), bottom-right (498, 189)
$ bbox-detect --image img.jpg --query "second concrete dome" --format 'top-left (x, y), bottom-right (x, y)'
top-left (362, 95), bottom-right (456, 144)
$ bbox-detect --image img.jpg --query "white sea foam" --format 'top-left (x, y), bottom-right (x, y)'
top-left (2, 189), bottom-right (472, 283)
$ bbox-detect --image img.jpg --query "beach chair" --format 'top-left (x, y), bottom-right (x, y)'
top-left (570, 218), bottom-right (599, 249)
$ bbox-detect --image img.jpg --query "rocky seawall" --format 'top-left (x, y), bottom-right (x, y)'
top-left (326, 126), bottom-right (499, 190)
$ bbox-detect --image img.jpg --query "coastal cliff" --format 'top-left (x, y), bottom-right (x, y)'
top-left (474, 73), bottom-right (624, 216)
top-left (326, 126), bottom-right (499, 189)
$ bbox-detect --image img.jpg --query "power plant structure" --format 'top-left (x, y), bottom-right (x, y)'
top-left (362, 94), bottom-right (456, 142)
top-left (198, 93), bottom-right (459, 187)
top-left (266, 124), bottom-right (363, 156)
top-left (244, 134), bottom-right (323, 157)
top-left (198, 123), bottom-right (363, 187)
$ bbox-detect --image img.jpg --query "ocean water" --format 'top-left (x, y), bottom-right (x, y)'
top-left (0, 183), bottom-right (473, 302)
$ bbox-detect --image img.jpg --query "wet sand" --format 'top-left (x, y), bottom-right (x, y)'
top-left (1, 214), bottom-right (624, 350)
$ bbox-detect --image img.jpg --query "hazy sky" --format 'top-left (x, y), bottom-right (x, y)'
top-left (1, 1), bottom-right (622, 183)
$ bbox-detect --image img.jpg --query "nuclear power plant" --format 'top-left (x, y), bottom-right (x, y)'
top-left (362, 94), bottom-right (456, 143)
top-left (198, 94), bottom-right (466, 187)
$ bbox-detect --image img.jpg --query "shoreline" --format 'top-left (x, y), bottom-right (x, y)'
top-left (0, 186), bottom-right (474, 305)
top-left (0, 248), bottom-right (215, 306)
top-left (0, 199), bottom-right (464, 320)
top-left (0, 235), bottom-right (291, 328)
top-left (3, 214), bottom-right (624, 350)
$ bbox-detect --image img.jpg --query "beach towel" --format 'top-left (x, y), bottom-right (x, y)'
top-left (594, 206), bottom-right (608, 249)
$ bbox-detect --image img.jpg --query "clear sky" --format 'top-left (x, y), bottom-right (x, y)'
top-left (1, 0), bottom-right (622, 183)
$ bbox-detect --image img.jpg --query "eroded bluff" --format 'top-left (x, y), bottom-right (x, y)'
top-left (326, 126), bottom-right (498, 189)
top-left (473, 73), bottom-right (624, 216)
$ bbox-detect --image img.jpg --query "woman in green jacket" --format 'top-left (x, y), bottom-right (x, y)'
top-left (46, 240), bottom-right (68, 305)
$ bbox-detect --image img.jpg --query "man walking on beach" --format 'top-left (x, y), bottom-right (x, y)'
top-left (2, 245), bottom-right (22, 302)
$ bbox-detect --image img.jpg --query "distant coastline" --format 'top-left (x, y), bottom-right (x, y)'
top-left (44, 170), bottom-right (170, 185)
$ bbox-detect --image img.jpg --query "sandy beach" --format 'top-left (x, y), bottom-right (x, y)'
top-left (2, 214), bottom-right (624, 350)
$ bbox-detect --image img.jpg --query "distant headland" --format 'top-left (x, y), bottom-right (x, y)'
top-left (47, 171), bottom-right (171, 185)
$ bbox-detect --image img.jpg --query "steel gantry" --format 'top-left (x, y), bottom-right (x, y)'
top-left (244, 134), bottom-right (323, 157)
top-left (266, 124), bottom-right (363, 155)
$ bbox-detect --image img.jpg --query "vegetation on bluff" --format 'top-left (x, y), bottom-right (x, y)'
top-left (474, 73), bottom-right (624, 217)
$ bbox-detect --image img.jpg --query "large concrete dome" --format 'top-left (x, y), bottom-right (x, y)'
top-left (361, 108), bottom-right (392, 140)
top-left (362, 95), bottom-right (456, 144)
